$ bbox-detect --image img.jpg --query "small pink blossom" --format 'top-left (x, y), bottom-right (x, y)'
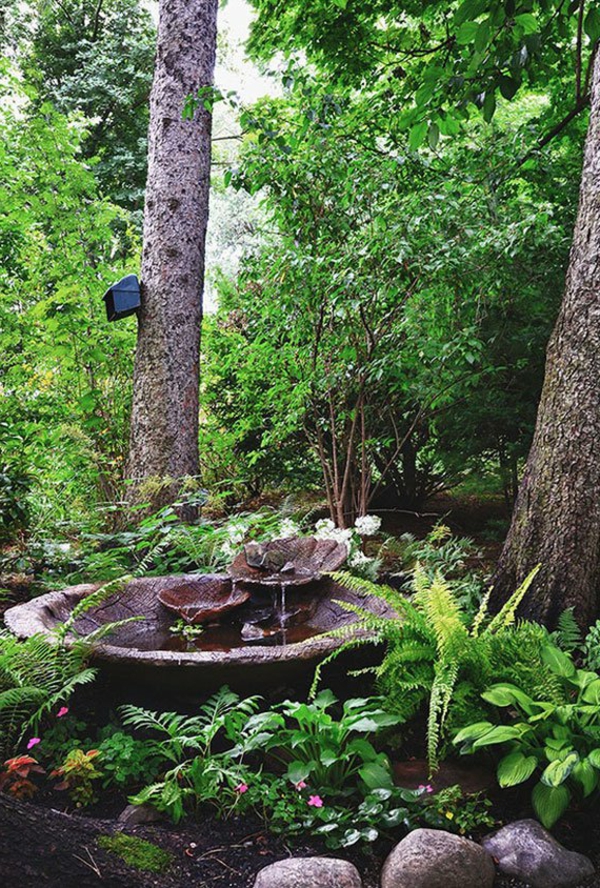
top-left (307, 795), bottom-right (323, 808)
top-left (57, 706), bottom-right (69, 718)
top-left (26, 737), bottom-right (41, 750)
top-left (418, 783), bottom-right (434, 793)
top-left (295, 780), bottom-right (307, 790)
top-left (234, 783), bottom-right (249, 794)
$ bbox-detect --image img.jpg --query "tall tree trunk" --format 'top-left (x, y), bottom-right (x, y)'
top-left (126, 0), bottom-right (218, 512)
top-left (492, 50), bottom-right (600, 629)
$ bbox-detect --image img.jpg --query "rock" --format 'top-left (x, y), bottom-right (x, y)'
top-left (253, 856), bottom-right (362, 888)
top-left (117, 803), bottom-right (162, 828)
top-left (482, 819), bottom-right (595, 888)
top-left (381, 828), bottom-right (495, 888)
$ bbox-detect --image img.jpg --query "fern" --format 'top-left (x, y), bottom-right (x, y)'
top-left (551, 608), bottom-right (582, 653)
top-left (324, 566), bottom-right (554, 772)
top-left (0, 631), bottom-right (97, 756)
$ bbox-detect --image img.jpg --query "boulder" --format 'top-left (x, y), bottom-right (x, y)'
top-left (482, 819), bottom-right (595, 888)
top-left (253, 856), bottom-right (362, 888)
top-left (381, 828), bottom-right (495, 888)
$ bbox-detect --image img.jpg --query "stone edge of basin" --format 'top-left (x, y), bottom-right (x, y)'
top-left (3, 581), bottom-right (380, 668)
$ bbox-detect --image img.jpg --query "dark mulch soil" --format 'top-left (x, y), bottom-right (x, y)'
top-left (4, 790), bottom-right (598, 888)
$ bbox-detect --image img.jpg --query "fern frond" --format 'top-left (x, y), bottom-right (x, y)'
top-left (487, 565), bottom-right (541, 633)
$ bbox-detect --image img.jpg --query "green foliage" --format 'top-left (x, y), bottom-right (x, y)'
top-left (97, 834), bottom-right (173, 874)
top-left (22, 0), bottom-right (155, 212)
top-left (583, 620), bottom-right (600, 673)
top-left (317, 565), bottom-right (554, 769)
top-left (123, 687), bottom-right (261, 823)
top-left (96, 730), bottom-right (162, 790)
top-left (237, 690), bottom-right (401, 795)
top-left (0, 631), bottom-right (96, 757)
top-left (454, 645), bottom-right (600, 828)
top-left (51, 747), bottom-right (102, 807)
top-left (0, 74), bottom-right (139, 533)
top-left (551, 608), bottom-right (582, 653)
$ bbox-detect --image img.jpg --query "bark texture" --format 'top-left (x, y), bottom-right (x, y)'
top-left (492, 51), bottom-right (600, 628)
top-left (127, 0), bottom-right (218, 509)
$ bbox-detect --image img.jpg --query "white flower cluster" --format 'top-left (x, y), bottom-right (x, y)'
top-left (348, 550), bottom-right (371, 567)
top-left (354, 514), bottom-right (382, 537)
top-left (314, 518), bottom-right (353, 547)
top-left (279, 518), bottom-right (300, 539)
top-left (219, 519), bottom-right (248, 561)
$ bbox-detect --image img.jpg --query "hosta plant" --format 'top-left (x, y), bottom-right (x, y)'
top-left (235, 689), bottom-right (402, 796)
top-left (454, 645), bottom-right (600, 828)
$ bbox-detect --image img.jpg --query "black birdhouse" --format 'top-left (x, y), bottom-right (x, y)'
top-left (102, 274), bottom-right (141, 321)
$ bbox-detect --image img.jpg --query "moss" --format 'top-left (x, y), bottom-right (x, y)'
top-left (97, 833), bottom-right (173, 873)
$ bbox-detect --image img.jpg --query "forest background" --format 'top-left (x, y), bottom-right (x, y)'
top-left (0, 0), bottom-right (588, 570)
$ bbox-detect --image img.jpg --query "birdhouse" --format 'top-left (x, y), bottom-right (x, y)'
top-left (102, 274), bottom-right (141, 321)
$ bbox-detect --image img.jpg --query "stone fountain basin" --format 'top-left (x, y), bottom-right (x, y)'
top-left (3, 574), bottom-right (395, 693)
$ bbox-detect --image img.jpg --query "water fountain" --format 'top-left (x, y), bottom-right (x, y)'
top-left (4, 536), bottom-right (395, 692)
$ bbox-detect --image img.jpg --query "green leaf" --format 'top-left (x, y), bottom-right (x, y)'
top-left (581, 679), bottom-right (600, 704)
top-left (541, 752), bottom-right (579, 788)
top-left (453, 721), bottom-right (494, 745)
top-left (286, 760), bottom-right (314, 784)
top-left (482, 91), bottom-right (496, 123)
top-left (428, 123), bottom-right (440, 150)
top-left (585, 8), bottom-right (600, 42)
top-left (409, 121), bottom-right (428, 151)
top-left (573, 759), bottom-right (599, 797)
top-left (454, 0), bottom-right (486, 27)
top-left (531, 782), bottom-right (571, 828)
top-left (482, 684), bottom-right (534, 711)
top-left (542, 645), bottom-right (576, 679)
top-left (473, 725), bottom-right (526, 748)
top-left (457, 21), bottom-right (479, 44)
top-left (475, 19), bottom-right (490, 53)
top-left (497, 751), bottom-right (538, 787)
top-left (515, 13), bottom-right (538, 35)
top-left (359, 761), bottom-right (394, 790)
top-left (587, 749), bottom-right (600, 769)
top-left (498, 75), bottom-right (519, 100)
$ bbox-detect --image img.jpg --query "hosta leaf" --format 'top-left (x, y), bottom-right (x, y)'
top-left (573, 759), bottom-right (599, 797)
top-left (453, 721), bottom-right (494, 744)
top-left (532, 782), bottom-right (571, 828)
top-left (542, 646), bottom-right (576, 679)
top-left (472, 725), bottom-right (526, 748)
top-left (497, 751), bottom-right (537, 787)
top-left (541, 752), bottom-right (578, 787)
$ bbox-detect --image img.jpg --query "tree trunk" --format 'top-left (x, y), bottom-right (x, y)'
top-left (492, 50), bottom-right (600, 629)
top-left (126, 0), bottom-right (218, 512)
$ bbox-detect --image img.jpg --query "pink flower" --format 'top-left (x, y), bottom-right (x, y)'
top-left (26, 738), bottom-right (41, 750)
top-left (418, 783), bottom-right (434, 793)
top-left (295, 780), bottom-right (307, 790)
top-left (234, 783), bottom-right (249, 794)
top-left (307, 795), bottom-right (323, 808)
top-left (57, 706), bottom-right (69, 718)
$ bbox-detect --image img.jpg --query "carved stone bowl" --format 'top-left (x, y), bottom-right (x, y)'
top-left (229, 536), bottom-right (348, 586)
top-left (3, 572), bottom-right (394, 693)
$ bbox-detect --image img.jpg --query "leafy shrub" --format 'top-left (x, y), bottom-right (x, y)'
top-left (316, 565), bottom-right (555, 768)
top-left (0, 755), bottom-right (45, 799)
top-left (51, 748), bottom-right (103, 807)
top-left (97, 730), bottom-right (163, 790)
top-left (123, 687), bottom-right (261, 823)
top-left (454, 645), bottom-right (600, 828)
top-left (236, 690), bottom-right (401, 796)
top-left (0, 631), bottom-right (96, 757)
